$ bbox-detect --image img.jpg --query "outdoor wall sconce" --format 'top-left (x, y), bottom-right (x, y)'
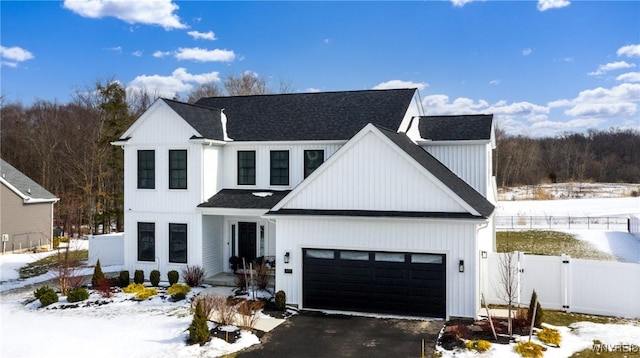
top-left (459, 259), bottom-right (465, 272)
top-left (481, 251), bottom-right (488, 259)
top-left (284, 252), bottom-right (290, 264)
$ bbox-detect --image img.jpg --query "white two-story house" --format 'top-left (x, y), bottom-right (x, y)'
top-left (113, 88), bottom-right (496, 319)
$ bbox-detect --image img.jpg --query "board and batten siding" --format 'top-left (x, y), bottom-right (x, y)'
top-left (421, 143), bottom-right (490, 198)
top-left (202, 215), bottom-right (225, 275)
top-left (283, 133), bottom-right (468, 212)
top-left (275, 217), bottom-right (482, 319)
top-left (221, 142), bottom-right (343, 190)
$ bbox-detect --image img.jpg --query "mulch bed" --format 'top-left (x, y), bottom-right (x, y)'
top-left (439, 317), bottom-right (532, 350)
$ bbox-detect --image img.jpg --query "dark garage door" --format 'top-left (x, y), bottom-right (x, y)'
top-left (303, 249), bottom-right (446, 318)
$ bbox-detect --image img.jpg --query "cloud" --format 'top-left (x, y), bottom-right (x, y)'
top-left (588, 61), bottom-right (636, 76)
top-left (451, 0), bottom-right (481, 7)
top-left (373, 80), bottom-right (428, 91)
top-left (617, 44), bottom-right (640, 58)
top-left (1, 61), bottom-right (18, 68)
top-left (489, 79), bottom-right (500, 85)
top-left (132, 51), bottom-right (142, 57)
top-left (105, 46), bottom-right (122, 53)
top-left (174, 47), bottom-right (236, 62)
top-left (537, 0), bottom-right (570, 12)
top-left (187, 30), bottom-right (216, 41)
top-left (63, 0), bottom-right (186, 30)
top-left (522, 48), bottom-right (532, 56)
top-left (617, 72), bottom-right (640, 83)
top-left (127, 67), bottom-right (220, 98)
top-left (306, 88), bottom-right (321, 93)
top-left (153, 51), bottom-right (171, 58)
top-left (563, 83), bottom-right (640, 118)
top-left (0, 45), bottom-right (34, 62)
top-left (422, 95), bottom-right (489, 114)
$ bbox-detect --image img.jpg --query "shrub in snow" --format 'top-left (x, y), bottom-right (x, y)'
top-left (515, 341), bottom-right (543, 358)
top-left (188, 301), bottom-right (210, 345)
top-left (91, 260), bottom-right (105, 287)
top-left (167, 270), bottom-right (179, 285)
top-left (237, 299), bottom-right (265, 329)
top-left (167, 283), bottom-right (190, 296)
top-left (123, 283), bottom-right (157, 300)
top-left (527, 290), bottom-right (544, 328)
top-left (67, 287), bottom-right (89, 303)
top-left (34, 286), bottom-right (53, 300)
top-left (134, 270), bottom-right (144, 284)
top-left (465, 339), bottom-right (492, 352)
top-left (275, 290), bottom-right (286, 311)
top-left (150, 270), bottom-right (160, 287)
top-left (118, 270), bottom-right (130, 287)
top-left (38, 288), bottom-right (59, 307)
top-left (182, 265), bottom-right (205, 287)
top-left (537, 327), bottom-right (561, 347)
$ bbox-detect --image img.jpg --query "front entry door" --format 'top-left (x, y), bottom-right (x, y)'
top-left (238, 222), bottom-right (257, 264)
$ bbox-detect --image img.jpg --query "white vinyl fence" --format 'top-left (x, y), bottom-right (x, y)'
top-left (481, 251), bottom-right (640, 319)
top-left (88, 233), bottom-right (124, 266)
top-left (631, 215), bottom-right (640, 236)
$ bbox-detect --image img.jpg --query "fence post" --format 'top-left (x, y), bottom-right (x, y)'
top-left (561, 254), bottom-right (571, 313)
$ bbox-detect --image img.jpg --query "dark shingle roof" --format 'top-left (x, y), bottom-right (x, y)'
top-left (376, 127), bottom-right (495, 218)
top-left (417, 114), bottom-right (493, 141)
top-left (162, 99), bottom-right (224, 140)
top-left (194, 89), bottom-right (416, 141)
top-left (198, 189), bottom-right (291, 209)
top-left (0, 159), bottom-right (58, 201)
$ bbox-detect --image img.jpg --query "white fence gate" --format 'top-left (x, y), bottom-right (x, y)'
top-left (88, 233), bottom-right (124, 266)
top-left (481, 252), bottom-right (640, 319)
top-left (631, 215), bottom-right (640, 236)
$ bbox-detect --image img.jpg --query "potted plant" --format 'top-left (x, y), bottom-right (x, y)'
top-left (229, 256), bottom-right (240, 273)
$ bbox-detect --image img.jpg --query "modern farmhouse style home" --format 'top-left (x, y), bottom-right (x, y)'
top-left (112, 88), bottom-right (496, 319)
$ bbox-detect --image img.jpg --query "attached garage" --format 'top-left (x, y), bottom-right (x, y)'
top-left (303, 248), bottom-right (446, 318)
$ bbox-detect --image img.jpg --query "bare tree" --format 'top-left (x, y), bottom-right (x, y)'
top-left (496, 251), bottom-right (520, 338)
top-left (224, 71), bottom-right (269, 96)
top-left (187, 82), bottom-right (223, 103)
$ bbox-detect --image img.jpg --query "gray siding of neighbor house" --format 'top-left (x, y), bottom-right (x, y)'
top-left (1, 183), bottom-right (54, 252)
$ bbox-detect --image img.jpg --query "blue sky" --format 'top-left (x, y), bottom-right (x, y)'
top-left (1, 0), bottom-right (639, 137)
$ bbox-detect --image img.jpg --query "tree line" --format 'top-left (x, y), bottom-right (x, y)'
top-left (1, 74), bottom-right (638, 234)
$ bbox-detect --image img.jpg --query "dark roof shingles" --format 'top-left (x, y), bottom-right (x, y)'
top-left (162, 99), bottom-right (224, 140)
top-left (0, 159), bottom-right (58, 200)
top-left (417, 114), bottom-right (493, 141)
top-left (198, 189), bottom-right (291, 209)
top-left (194, 89), bottom-right (416, 141)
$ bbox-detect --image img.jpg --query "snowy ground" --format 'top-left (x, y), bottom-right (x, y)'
top-left (1, 193), bottom-right (639, 357)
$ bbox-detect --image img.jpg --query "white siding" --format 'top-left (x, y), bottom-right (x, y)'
top-left (221, 142), bottom-right (343, 190)
top-left (202, 146), bottom-right (224, 202)
top-left (283, 132), bottom-right (468, 213)
top-left (203, 215), bottom-right (225, 275)
top-left (275, 217), bottom-right (481, 319)
top-left (422, 143), bottom-right (488, 197)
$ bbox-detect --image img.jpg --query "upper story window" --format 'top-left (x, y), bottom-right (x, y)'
top-left (270, 150), bottom-right (289, 186)
top-left (304, 149), bottom-right (324, 178)
top-left (169, 150), bottom-right (187, 189)
top-left (137, 150), bottom-right (155, 189)
top-left (238, 151), bottom-right (256, 185)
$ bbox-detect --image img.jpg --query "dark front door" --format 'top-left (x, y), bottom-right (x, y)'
top-left (238, 222), bottom-right (257, 264)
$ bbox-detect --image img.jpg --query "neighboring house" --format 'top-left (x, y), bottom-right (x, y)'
top-left (113, 88), bottom-right (496, 319)
top-left (0, 159), bottom-right (59, 253)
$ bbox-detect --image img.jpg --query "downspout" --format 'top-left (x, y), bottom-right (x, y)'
top-left (476, 219), bottom-right (490, 319)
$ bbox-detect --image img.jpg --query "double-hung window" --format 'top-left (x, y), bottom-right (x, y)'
top-left (304, 149), bottom-right (324, 178)
top-left (237, 151), bottom-right (256, 185)
top-left (169, 223), bottom-right (187, 264)
top-left (137, 150), bottom-right (155, 189)
top-left (137, 222), bottom-right (155, 262)
top-left (169, 150), bottom-right (187, 189)
top-left (270, 150), bottom-right (289, 185)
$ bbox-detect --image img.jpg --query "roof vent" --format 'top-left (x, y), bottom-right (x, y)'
top-left (27, 188), bottom-right (31, 195)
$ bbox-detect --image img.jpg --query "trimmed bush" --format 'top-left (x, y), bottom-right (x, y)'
top-left (91, 260), bottom-right (105, 287)
top-left (515, 341), bottom-right (543, 358)
top-left (537, 327), bottom-right (562, 347)
top-left (171, 292), bottom-right (186, 301)
top-left (167, 283), bottom-right (191, 296)
top-left (123, 283), bottom-right (157, 300)
top-left (134, 270), bottom-right (145, 284)
top-left (188, 301), bottom-right (210, 345)
top-left (182, 265), bottom-right (205, 287)
top-left (167, 270), bottom-right (179, 285)
top-left (465, 339), bottom-right (492, 353)
top-left (150, 270), bottom-right (160, 287)
top-left (67, 287), bottom-right (90, 303)
top-left (34, 286), bottom-right (53, 300)
top-left (38, 288), bottom-right (59, 307)
top-left (527, 290), bottom-right (544, 328)
top-left (275, 290), bottom-right (286, 311)
top-left (118, 270), bottom-right (130, 287)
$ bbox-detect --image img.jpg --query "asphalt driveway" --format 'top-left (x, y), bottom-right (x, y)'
top-left (237, 311), bottom-right (443, 357)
